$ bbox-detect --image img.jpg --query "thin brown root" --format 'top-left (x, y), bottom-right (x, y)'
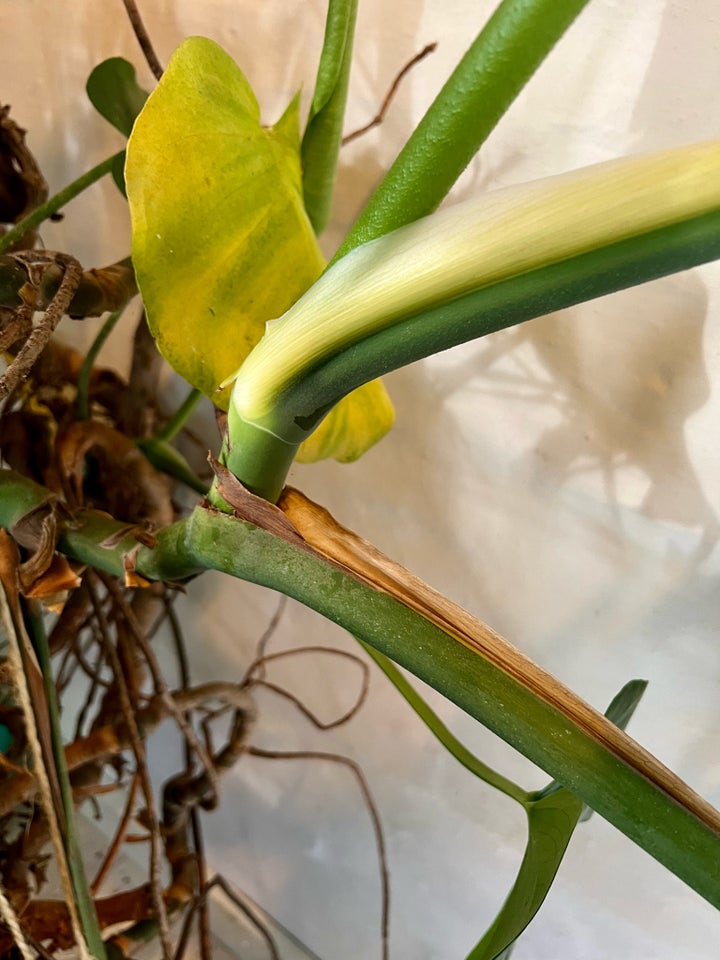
top-left (247, 644), bottom-right (370, 728)
top-left (87, 572), bottom-right (173, 960)
top-left (173, 875), bottom-right (281, 960)
top-left (91, 771), bottom-right (141, 894)
top-left (250, 593), bottom-right (288, 680)
top-left (249, 746), bottom-right (390, 960)
top-left (99, 572), bottom-right (221, 809)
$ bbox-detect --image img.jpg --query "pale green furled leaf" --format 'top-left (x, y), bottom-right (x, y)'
top-left (125, 36), bottom-right (326, 409)
top-left (296, 377), bottom-right (394, 463)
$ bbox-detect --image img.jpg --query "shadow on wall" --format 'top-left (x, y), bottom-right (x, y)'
top-left (430, 2), bottom-right (720, 559)
top-left (430, 273), bottom-right (718, 554)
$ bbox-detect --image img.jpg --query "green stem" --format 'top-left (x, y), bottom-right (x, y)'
top-left (76, 307), bottom-right (124, 419)
top-left (334, 0), bottom-right (592, 260)
top-left (1, 468), bottom-right (719, 909)
top-left (362, 642), bottom-right (529, 805)
top-left (0, 151), bottom-right (123, 255)
top-left (157, 387), bottom-right (202, 442)
top-left (219, 415), bottom-right (297, 503)
top-left (23, 601), bottom-right (108, 960)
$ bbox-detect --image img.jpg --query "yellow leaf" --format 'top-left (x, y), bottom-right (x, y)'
top-left (125, 37), bottom-right (325, 409)
top-left (127, 36), bottom-right (394, 460)
top-left (297, 378), bottom-right (394, 463)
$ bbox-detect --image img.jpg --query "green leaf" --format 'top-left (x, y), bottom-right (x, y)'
top-left (466, 790), bottom-right (584, 960)
top-left (603, 678), bottom-right (649, 731)
top-left (126, 36), bottom-right (326, 409)
top-left (87, 57), bottom-right (149, 137)
top-left (301, 0), bottom-right (358, 234)
top-left (86, 57), bottom-right (150, 195)
top-left (364, 648), bottom-right (648, 960)
top-left (466, 681), bottom-right (647, 960)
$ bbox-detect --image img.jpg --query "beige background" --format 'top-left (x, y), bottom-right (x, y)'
top-left (2, 2), bottom-right (720, 957)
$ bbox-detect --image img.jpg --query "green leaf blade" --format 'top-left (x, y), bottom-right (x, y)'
top-left (86, 57), bottom-right (149, 137)
top-left (467, 680), bottom-right (647, 959)
top-left (467, 791), bottom-right (584, 960)
top-left (86, 58), bottom-right (149, 196)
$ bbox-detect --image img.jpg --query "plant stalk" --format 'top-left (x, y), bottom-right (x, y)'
top-left (334, 0), bottom-right (593, 259)
top-left (0, 152), bottom-right (124, 255)
top-left (1, 468), bottom-right (719, 909)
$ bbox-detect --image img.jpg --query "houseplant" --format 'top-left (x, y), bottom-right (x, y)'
top-left (1, 0), bottom-right (720, 956)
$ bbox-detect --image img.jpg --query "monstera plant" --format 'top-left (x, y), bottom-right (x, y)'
top-left (0, 1), bottom-right (718, 958)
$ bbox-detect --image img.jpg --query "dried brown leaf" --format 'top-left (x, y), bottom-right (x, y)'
top-left (0, 105), bottom-right (48, 250)
top-left (208, 456), bottom-right (307, 548)
top-left (58, 420), bottom-right (174, 525)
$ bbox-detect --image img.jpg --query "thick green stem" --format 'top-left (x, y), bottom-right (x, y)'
top-left (334, 0), bottom-right (592, 259)
top-left (218, 407), bottom-right (298, 503)
top-left (0, 152), bottom-right (123, 255)
top-left (1, 468), bottom-right (719, 908)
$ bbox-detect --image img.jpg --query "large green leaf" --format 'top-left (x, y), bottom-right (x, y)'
top-left (125, 37), bottom-right (326, 409)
